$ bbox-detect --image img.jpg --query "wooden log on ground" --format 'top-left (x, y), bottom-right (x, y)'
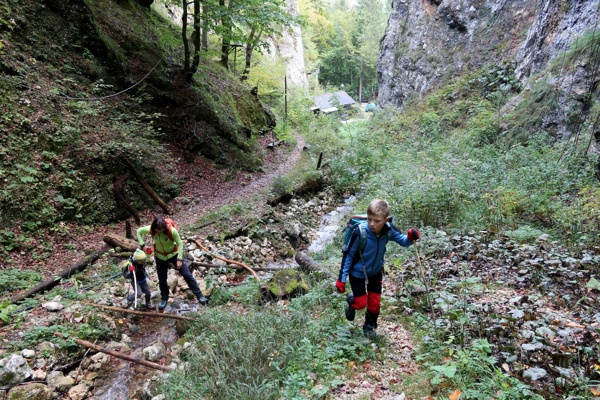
top-left (112, 175), bottom-right (140, 225)
top-left (191, 261), bottom-right (282, 272)
top-left (103, 233), bottom-right (139, 252)
top-left (86, 303), bottom-right (196, 321)
top-left (295, 251), bottom-right (334, 279)
top-left (53, 332), bottom-right (173, 372)
top-left (9, 245), bottom-right (111, 304)
top-left (120, 156), bottom-right (170, 215)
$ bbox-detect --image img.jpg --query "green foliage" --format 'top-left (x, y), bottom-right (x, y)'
top-left (0, 300), bottom-right (17, 323)
top-left (271, 174), bottom-right (294, 197)
top-left (303, 0), bottom-right (391, 100)
top-left (0, 269), bottom-right (43, 296)
top-left (422, 338), bottom-right (542, 400)
top-left (158, 287), bottom-right (375, 399)
top-left (551, 29), bottom-right (600, 72)
top-left (502, 225), bottom-right (546, 243)
top-left (503, 79), bottom-right (560, 144)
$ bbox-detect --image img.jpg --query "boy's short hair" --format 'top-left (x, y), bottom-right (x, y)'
top-left (367, 199), bottom-right (390, 218)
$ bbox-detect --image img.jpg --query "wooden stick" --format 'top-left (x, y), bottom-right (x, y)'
top-left (120, 156), bottom-right (170, 215)
top-left (9, 245), bottom-right (111, 304)
top-left (112, 175), bottom-right (140, 225)
top-left (191, 261), bottom-right (282, 272)
top-left (194, 239), bottom-right (259, 280)
top-left (86, 303), bottom-right (197, 321)
top-left (53, 332), bottom-right (174, 372)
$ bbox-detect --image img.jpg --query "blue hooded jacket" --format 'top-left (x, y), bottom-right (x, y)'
top-left (340, 221), bottom-right (413, 282)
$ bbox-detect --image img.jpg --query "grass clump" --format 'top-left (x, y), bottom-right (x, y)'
top-left (158, 287), bottom-right (375, 399)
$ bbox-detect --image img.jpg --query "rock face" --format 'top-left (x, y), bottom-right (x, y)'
top-left (378, 0), bottom-right (600, 116)
top-left (266, 0), bottom-right (308, 88)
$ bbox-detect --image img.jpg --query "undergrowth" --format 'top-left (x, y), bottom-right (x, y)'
top-left (158, 286), bottom-right (375, 399)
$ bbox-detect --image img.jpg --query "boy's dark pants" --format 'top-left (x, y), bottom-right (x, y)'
top-left (127, 280), bottom-right (151, 303)
top-left (348, 271), bottom-right (383, 329)
top-left (156, 256), bottom-right (203, 301)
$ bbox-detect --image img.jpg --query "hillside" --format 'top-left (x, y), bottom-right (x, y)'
top-left (0, 0), bottom-right (275, 255)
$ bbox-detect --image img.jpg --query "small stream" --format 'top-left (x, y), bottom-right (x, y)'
top-left (89, 314), bottom-right (179, 400)
top-left (306, 196), bottom-right (356, 254)
top-left (90, 196), bottom-right (357, 398)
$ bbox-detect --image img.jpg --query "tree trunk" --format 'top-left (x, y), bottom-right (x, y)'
top-left (240, 27), bottom-right (262, 82)
top-left (187, 0), bottom-right (201, 82)
top-left (201, 2), bottom-right (208, 51)
top-left (54, 332), bottom-right (174, 372)
top-left (294, 251), bottom-right (334, 279)
top-left (103, 233), bottom-right (139, 252)
top-left (120, 156), bottom-right (170, 215)
top-left (219, 0), bottom-right (230, 69)
top-left (182, 0), bottom-right (190, 76)
top-left (10, 245), bottom-right (111, 304)
top-left (112, 175), bottom-right (140, 225)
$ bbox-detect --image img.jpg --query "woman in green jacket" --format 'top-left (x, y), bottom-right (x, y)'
top-left (137, 217), bottom-right (208, 310)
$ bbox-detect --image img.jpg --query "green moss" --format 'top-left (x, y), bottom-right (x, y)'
top-left (267, 270), bottom-right (309, 298)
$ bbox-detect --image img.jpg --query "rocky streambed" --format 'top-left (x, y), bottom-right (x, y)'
top-left (0, 192), bottom-right (346, 399)
top-left (1, 192), bottom-right (600, 399)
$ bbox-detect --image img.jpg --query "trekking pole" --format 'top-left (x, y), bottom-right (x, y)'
top-left (131, 265), bottom-right (138, 309)
top-left (413, 240), bottom-right (438, 336)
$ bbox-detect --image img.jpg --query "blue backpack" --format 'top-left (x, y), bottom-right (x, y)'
top-left (339, 215), bottom-right (393, 283)
top-left (342, 215), bottom-right (369, 253)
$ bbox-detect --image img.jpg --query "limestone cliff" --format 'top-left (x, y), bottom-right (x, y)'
top-left (378, 0), bottom-right (600, 124)
top-left (266, 0), bottom-right (309, 88)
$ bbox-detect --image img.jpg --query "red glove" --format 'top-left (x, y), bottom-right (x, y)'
top-left (335, 280), bottom-right (346, 293)
top-left (129, 265), bottom-right (135, 272)
top-left (144, 246), bottom-right (153, 255)
top-left (407, 228), bottom-right (420, 241)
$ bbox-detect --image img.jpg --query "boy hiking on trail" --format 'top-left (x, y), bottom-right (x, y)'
top-left (122, 249), bottom-right (152, 309)
top-left (335, 199), bottom-right (420, 337)
top-left (137, 217), bottom-right (208, 310)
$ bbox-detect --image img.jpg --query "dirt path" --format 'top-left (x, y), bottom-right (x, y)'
top-left (27, 135), bottom-right (305, 277)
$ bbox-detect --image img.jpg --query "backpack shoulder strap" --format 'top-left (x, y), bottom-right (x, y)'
top-left (358, 223), bottom-right (368, 250)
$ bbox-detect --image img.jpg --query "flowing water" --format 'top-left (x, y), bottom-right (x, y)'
top-left (90, 197), bottom-right (357, 397)
top-left (306, 196), bottom-right (356, 254)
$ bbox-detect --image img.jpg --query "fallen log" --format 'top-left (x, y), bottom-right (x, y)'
top-left (191, 261), bottom-right (282, 272)
top-left (53, 332), bottom-right (173, 372)
top-left (9, 245), bottom-right (111, 304)
top-left (120, 156), bottom-right (170, 215)
top-left (194, 239), bottom-right (259, 280)
top-left (87, 303), bottom-right (196, 321)
top-left (112, 175), bottom-right (140, 225)
top-left (295, 251), bottom-right (334, 279)
top-left (103, 233), bottom-right (139, 252)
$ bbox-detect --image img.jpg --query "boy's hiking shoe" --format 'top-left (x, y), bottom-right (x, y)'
top-left (158, 300), bottom-right (168, 310)
top-left (363, 325), bottom-right (378, 338)
top-left (345, 294), bottom-right (355, 321)
top-left (198, 296), bottom-right (209, 306)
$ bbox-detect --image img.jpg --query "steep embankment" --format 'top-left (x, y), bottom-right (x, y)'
top-left (378, 0), bottom-right (600, 140)
top-left (0, 0), bottom-right (274, 253)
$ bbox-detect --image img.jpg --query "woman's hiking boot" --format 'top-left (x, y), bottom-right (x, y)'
top-left (158, 299), bottom-right (168, 310)
top-left (198, 296), bottom-right (209, 306)
top-left (345, 294), bottom-right (355, 321)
